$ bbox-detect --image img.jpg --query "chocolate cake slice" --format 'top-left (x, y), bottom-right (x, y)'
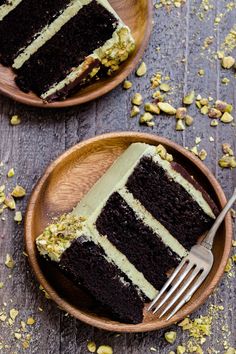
top-left (0, 0), bottom-right (135, 101)
top-left (36, 143), bottom-right (218, 324)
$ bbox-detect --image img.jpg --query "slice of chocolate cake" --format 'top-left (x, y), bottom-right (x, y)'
top-left (0, 0), bottom-right (135, 101)
top-left (36, 143), bottom-right (218, 324)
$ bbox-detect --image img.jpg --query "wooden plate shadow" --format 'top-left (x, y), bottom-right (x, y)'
top-left (25, 132), bottom-right (232, 332)
top-left (0, 0), bottom-right (152, 108)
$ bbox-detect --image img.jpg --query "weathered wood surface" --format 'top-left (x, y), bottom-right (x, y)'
top-left (0, 1), bottom-right (236, 353)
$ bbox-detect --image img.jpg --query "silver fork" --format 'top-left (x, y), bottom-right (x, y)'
top-left (148, 187), bottom-right (236, 321)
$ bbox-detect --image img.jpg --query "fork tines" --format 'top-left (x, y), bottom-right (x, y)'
top-left (148, 247), bottom-right (211, 320)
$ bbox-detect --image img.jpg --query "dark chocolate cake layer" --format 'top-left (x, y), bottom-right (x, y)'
top-left (59, 235), bottom-right (144, 324)
top-left (0, 0), bottom-right (70, 66)
top-left (126, 156), bottom-right (215, 250)
top-left (15, 0), bottom-right (118, 96)
top-left (96, 192), bottom-right (180, 290)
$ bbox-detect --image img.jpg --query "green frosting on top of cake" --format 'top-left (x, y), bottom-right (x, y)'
top-left (36, 214), bottom-right (86, 262)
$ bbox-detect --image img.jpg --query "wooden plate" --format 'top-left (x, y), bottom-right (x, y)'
top-left (25, 132), bottom-right (232, 332)
top-left (0, 0), bottom-right (152, 108)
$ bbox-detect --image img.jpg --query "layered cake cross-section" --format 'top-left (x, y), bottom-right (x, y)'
top-left (36, 143), bottom-right (218, 324)
top-left (0, 0), bottom-right (135, 101)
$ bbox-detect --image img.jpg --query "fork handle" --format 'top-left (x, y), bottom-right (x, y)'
top-left (201, 188), bottom-right (236, 250)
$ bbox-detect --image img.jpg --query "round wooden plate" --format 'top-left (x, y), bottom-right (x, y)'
top-left (0, 0), bottom-right (152, 108)
top-left (25, 132), bottom-right (232, 332)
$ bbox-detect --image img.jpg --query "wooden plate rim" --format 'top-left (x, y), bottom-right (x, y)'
top-left (24, 132), bottom-right (232, 332)
top-left (0, 0), bottom-right (153, 108)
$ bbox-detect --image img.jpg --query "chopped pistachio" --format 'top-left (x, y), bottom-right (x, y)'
top-left (0, 313), bottom-right (7, 321)
top-left (224, 347), bottom-right (236, 354)
top-left (198, 69), bottom-right (205, 76)
top-left (208, 108), bottom-right (222, 119)
top-left (4, 195), bottom-right (16, 210)
top-left (159, 83), bottom-right (170, 92)
top-left (222, 143), bottom-right (234, 155)
top-left (215, 100), bottom-right (233, 113)
top-left (196, 100), bottom-right (202, 109)
top-left (0, 282), bottom-right (4, 289)
top-left (136, 62), bottom-right (147, 77)
top-left (123, 80), bottom-right (132, 90)
top-left (7, 168), bottom-right (15, 178)
top-left (177, 346), bottom-right (186, 354)
top-left (176, 119), bottom-right (185, 131)
top-left (97, 345), bottom-right (113, 354)
top-left (195, 137), bottom-right (201, 144)
top-left (200, 105), bottom-right (209, 115)
top-left (217, 51), bottom-right (224, 59)
top-left (0, 193), bottom-right (5, 205)
top-left (14, 211), bottom-right (22, 222)
top-left (26, 317), bottom-right (35, 325)
top-left (5, 254), bottom-right (14, 269)
top-left (196, 94), bottom-right (202, 100)
top-left (144, 102), bottom-right (160, 115)
top-left (151, 72), bottom-right (162, 88)
top-left (147, 121), bottom-right (155, 127)
top-left (130, 106), bottom-right (140, 118)
top-left (9, 309), bottom-right (18, 321)
top-left (140, 112), bottom-right (153, 124)
top-left (166, 153), bottom-right (173, 162)
top-left (221, 56), bottom-right (235, 69)
top-left (200, 98), bottom-right (209, 106)
top-left (185, 115), bottom-right (194, 126)
top-left (11, 185), bottom-right (26, 198)
top-left (158, 102), bottom-right (176, 115)
top-left (164, 331), bottom-right (177, 344)
top-left (210, 119), bottom-right (219, 127)
top-left (225, 258), bottom-right (233, 272)
top-left (14, 333), bottom-right (22, 340)
top-left (191, 146), bottom-right (199, 156)
top-left (10, 115), bottom-right (21, 126)
top-left (221, 112), bottom-right (234, 123)
top-left (176, 107), bottom-right (187, 119)
top-left (0, 185), bottom-right (5, 193)
top-left (221, 77), bottom-right (230, 85)
top-left (22, 341), bottom-right (30, 349)
top-left (132, 93), bottom-right (143, 106)
top-left (199, 149), bottom-right (207, 161)
top-left (183, 90), bottom-right (195, 105)
top-left (152, 90), bottom-right (164, 101)
top-left (218, 155), bottom-right (236, 168)
top-left (87, 341), bottom-right (96, 353)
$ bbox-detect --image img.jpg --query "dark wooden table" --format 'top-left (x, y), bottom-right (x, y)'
top-left (0, 1), bottom-right (236, 353)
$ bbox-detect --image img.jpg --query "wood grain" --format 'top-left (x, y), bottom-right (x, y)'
top-left (0, 0), bottom-right (152, 108)
top-left (24, 132), bottom-right (232, 332)
top-left (0, 0), bottom-right (235, 353)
